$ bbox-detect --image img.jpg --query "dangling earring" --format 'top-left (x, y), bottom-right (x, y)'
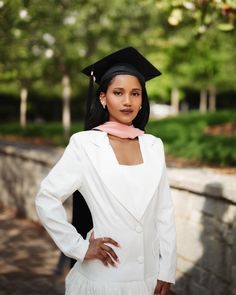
top-left (101, 102), bottom-right (106, 109)
top-left (139, 106), bottom-right (142, 110)
top-left (100, 99), bottom-right (106, 109)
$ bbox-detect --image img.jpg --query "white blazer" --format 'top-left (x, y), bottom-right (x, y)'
top-left (35, 130), bottom-right (176, 287)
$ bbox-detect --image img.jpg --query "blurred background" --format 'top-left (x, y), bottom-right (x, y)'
top-left (0, 1), bottom-right (236, 295)
top-left (0, 0), bottom-right (236, 165)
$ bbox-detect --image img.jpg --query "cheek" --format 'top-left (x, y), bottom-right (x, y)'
top-left (106, 97), bottom-right (119, 110)
top-left (106, 94), bottom-right (120, 105)
top-left (133, 96), bottom-right (142, 107)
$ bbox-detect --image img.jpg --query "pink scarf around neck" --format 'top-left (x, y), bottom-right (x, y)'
top-left (93, 121), bottom-right (144, 139)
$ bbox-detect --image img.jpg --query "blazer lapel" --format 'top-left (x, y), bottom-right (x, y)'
top-left (136, 135), bottom-right (164, 221)
top-left (83, 132), bottom-right (164, 222)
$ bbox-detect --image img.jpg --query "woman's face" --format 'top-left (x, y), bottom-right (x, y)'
top-left (100, 75), bottom-right (142, 126)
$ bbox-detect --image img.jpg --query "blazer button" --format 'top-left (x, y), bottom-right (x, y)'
top-left (135, 225), bottom-right (142, 233)
top-left (137, 256), bottom-right (144, 264)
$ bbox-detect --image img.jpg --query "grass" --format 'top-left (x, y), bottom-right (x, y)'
top-left (0, 110), bottom-right (236, 166)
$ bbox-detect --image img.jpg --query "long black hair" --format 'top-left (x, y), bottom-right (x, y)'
top-left (85, 74), bottom-right (150, 131)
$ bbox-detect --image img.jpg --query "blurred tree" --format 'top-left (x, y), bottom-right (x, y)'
top-left (27, 1), bottom-right (85, 139)
top-left (180, 27), bottom-right (236, 112)
top-left (0, 0), bottom-right (45, 127)
top-left (0, 0), bottom-right (235, 128)
top-left (151, 0), bottom-right (236, 111)
top-left (23, 0), bottom-right (163, 137)
top-left (167, 0), bottom-right (235, 33)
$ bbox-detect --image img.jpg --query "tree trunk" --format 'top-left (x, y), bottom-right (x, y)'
top-left (199, 89), bottom-right (207, 113)
top-left (171, 87), bottom-right (179, 115)
top-left (62, 74), bottom-right (71, 140)
top-left (209, 86), bottom-right (216, 112)
top-left (20, 87), bottom-right (28, 128)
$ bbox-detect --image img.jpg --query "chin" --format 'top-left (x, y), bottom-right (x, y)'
top-left (110, 113), bottom-right (138, 125)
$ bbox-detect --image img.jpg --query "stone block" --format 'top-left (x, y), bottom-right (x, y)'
top-left (177, 256), bottom-right (194, 274)
top-left (200, 235), bottom-right (231, 281)
top-left (189, 281), bottom-right (211, 295)
top-left (222, 205), bottom-right (236, 224)
top-left (176, 221), bottom-right (204, 262)
top-left (168, 167), bottom-right (236, 204)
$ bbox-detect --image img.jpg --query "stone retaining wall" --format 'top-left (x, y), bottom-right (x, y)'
top-left (0, 142), bottom-right (64, 220)
top-left (0, 142), bottom-right (235, 295)
top-left (168, 168), bottom-right (236, 295)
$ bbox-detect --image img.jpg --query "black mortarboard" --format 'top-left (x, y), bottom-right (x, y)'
top-left (82, 46), bottom-right (161, 85)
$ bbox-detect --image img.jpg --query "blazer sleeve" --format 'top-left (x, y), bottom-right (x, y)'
top-left (156, 142), bottom-right (176, 284)
top-left (35, 134), bottom-right (89, 262)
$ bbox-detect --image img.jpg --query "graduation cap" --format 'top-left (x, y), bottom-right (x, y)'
top-left (82, 46), bottom-right (161, 84)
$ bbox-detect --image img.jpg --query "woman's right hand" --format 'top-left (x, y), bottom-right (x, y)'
top-left (84, 231), bottom-right (120, 267)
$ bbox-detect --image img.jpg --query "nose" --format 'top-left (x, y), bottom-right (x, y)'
top-left (123, 94), bottom-right (131, 106)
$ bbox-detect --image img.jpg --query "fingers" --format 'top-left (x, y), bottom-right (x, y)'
top-left (154, 280), bottom-right (171, 295)
top-left (154, 281), bottom-right (161, 295)
top-left (101, 244), bottom-right (119, 263)
top-left (99, 238), bottom-right (119, 267)
top-left (85, 236), bottom-right (120, 267)
top-left (101, 237), bottom-right (120, 248)
top-left (100, 250), bottom-right (117, 267)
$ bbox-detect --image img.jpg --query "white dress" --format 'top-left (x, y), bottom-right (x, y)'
top-left (35, 131), bottom-right (176, 295)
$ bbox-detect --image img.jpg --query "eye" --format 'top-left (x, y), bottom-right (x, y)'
top-left (113, 90), bottom-right (123, 96)
top-left (132, 92), bottom-right (141, 97)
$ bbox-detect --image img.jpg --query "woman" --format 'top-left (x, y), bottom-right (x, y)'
top-left (35, 47), bottom-right (176, 295)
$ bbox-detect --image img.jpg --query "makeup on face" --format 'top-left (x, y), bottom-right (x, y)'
top-left (101, 75), bottom-right (142, 125)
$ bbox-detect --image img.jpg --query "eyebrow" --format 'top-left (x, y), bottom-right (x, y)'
top-left (113, 87), bottom-right (142, 91)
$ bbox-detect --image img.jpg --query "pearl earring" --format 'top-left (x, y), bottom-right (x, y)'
top-left (139, 106), bottom-right (142, 110)
top-left (100, 99), bottom-right (106, 109)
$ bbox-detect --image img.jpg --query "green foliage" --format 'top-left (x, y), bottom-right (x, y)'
top-left (1, 111), bottom-right (235, 165)
top-left (0, 0), bottom-right (235, 105)
top-left (146, 110), bottom-right (236, 166)
top-left (0, 122), bottom-right (84, 146)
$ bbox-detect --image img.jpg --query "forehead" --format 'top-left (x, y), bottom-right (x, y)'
top-left (110, 74), bottom-right (141, 87)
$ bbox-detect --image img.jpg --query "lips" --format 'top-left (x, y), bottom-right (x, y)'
top-left (120, 109), bottom-right (133, 114)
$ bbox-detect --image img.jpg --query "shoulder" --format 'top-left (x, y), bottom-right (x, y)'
top-left (69, 130), bottom-right (106, 146)
top-left (141, 133), bottom-right (164, 149)
top-left (70, 130), bottom-right (96, 141)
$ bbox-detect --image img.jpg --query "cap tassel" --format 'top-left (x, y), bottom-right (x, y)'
top-left (84, 70), bottom-right (95, 130)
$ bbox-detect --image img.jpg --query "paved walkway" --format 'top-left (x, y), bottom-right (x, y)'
top-left (0, 207), bottom-right (68, 295)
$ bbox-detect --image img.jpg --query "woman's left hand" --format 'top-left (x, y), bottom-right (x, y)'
top-left (153, 280), bottom-right (171, 295)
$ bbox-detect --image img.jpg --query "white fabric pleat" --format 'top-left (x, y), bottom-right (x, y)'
top-left (65, 266), bottom-right (157, 295)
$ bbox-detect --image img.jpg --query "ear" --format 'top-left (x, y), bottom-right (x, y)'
top-left (99, 92), bottom-right (106, 106)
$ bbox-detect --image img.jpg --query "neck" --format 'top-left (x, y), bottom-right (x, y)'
top-left (108, 120), bottom-right (133, 127)
top-left (108, 134), bottom-right (135, 141)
